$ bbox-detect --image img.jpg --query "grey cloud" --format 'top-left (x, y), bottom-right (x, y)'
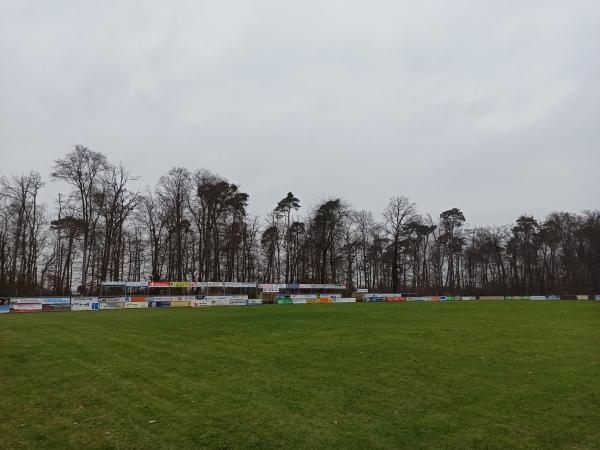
top-left (1, 0), bottom-right (598, 225)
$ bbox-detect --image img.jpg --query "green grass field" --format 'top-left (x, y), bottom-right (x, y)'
top-left (1, 301), bottom-right (599, 449)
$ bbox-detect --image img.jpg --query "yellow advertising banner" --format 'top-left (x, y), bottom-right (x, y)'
top-left (170, 300), bottom-right (191, 307)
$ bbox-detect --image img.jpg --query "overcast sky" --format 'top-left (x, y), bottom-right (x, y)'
top-left (1, 0), bottom-right (598, 226)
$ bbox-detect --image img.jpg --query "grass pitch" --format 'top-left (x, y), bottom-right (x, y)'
top-left (1, 301), bottom-right (599, 449)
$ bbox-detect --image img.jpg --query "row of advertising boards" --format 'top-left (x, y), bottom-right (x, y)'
top-left (1, 294), bottom-right (598, 314)
top-left (364, 294), bottom-right (597, 301)
top-left (0, 295), bottom-right (260, 313)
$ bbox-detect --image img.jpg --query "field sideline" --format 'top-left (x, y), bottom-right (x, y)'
top-left (1, 301), bottom-right (599, 449)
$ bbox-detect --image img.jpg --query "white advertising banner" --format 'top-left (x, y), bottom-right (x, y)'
top-left (13, 304), bottom-right (43, 312)
top-left (406, 296), bottom-right (432, 301)
top-left (100, 302), bottom-right (124, 310)
top-left (13, 298), bottom-right (43, 304)
top-left (258, 283), bottom-right (287, 289)
top-left (211, 299), bottom-right (231, 306)
top-left (100, 296), bottom-right (128, 303)
top-left (190, 300), bottom-right (211, 308)
top-left (71, 299), bottom-right (100, 311)
top-left (125, 281), bottom-right (148, 288)
top-left (297, 283), bottom-right (345, 290)
top-left (229, 298), bottom-right (248, 306)
top-left (101, 281), bottom-right (127, 287)
top-left (125, 302), bottom-right (148, 308)
top-left (223, 282), bottom-right (256, 288)
top-left (376, 293), bottom-right (403, 298)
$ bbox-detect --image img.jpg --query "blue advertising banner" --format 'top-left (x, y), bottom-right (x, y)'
top-left (151, 301), bottom-right (171, 308)
top-left (41, 297), bottom-right (71, 304)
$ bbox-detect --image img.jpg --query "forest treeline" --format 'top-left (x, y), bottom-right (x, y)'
top-left (1, 146), bottom-right (599, 296)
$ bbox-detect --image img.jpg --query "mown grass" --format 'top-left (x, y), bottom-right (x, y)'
top-left (1, 301), bottom-right (599, 449)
